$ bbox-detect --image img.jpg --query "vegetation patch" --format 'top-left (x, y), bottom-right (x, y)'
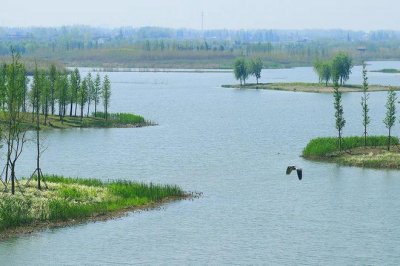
top-left (0, 175), bottom-right (190, 238)
top-left (302, 136), bottom-right (400, 169)
top-left (221, 82), bottom-right (400, 93)
top-left (371, 68), bottom-right (400, 73)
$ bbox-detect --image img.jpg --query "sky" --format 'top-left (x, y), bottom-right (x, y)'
top-left (2, 0), bottom-right (400, 30)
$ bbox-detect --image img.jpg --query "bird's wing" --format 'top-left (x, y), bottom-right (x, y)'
top-left (286, 166), bottom-right (295, 175)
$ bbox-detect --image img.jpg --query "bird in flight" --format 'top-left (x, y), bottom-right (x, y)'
top-left (286, 166), bottom-right (303, 180)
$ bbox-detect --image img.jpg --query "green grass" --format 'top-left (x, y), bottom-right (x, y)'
top-left (0, 175), bottom-right (187, 232)
top-left (302, 136), bottom-right (399, 157)
top-left (0, 111), bottom-right (149, 130)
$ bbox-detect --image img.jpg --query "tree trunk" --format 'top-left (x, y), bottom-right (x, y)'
top-left (87, 99), bottom-right (91, 117)
top-left (70, 101), bottom-right (73, 116)
top-left (11, 165), bottom-right (15, 195)
top-left (388, 129), bottom-right (391, 151)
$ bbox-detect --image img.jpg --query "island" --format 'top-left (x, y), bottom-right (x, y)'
top-left (0, 175), bottom-right (192, 240)
top-left (302, 136), bottom-right (400, 169)
top-left (222, 82), bottom-right (400, 93)
top-left (371, 68), bottom-right (400, 74)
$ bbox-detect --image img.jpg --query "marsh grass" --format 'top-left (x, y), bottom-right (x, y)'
top-left (0, 175), bottom-right (186, 232)
top-left (302, 136), bottom-right (399, 157)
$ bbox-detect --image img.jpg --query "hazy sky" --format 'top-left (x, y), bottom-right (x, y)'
top-left (2, 0), bottom-right (400, 30)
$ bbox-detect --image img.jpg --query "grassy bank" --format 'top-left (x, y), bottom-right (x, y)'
top-left (0, 175), bottom-right (189, 237)
top-left (222, 82), bottom-right (400, 93)
top-left (0, 112), bottom-right (152, 130)
top-left (303, 136), bottom-right (400, 169)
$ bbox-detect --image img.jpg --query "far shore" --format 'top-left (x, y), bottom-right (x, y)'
top-left (222, 82), bottom-right (400, 93)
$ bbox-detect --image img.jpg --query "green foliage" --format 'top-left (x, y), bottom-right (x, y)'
top-left (331, 52), bottom-right (353, 85)
top-left (383, 89), bottom-right (397, 150)
top-left (333, 82), bottom-right (346, 150)
top-left (303, 136), bottom-right (399, 157)
top-left (313, 59), bottom-right (332, 86)
top-left (233, 58), bottom-right (249, 85)
top-left (0, 175), bottom-right (186, 230)
top-left (249, 58), bottom-right (263, 84)
top-left (0, 195), bottom-right (33, 230)
top-left (361, 62), bottom-right (370, 146)
top-left (102, 75), bottom-right (111, 119)
top-left (94, 112), bottom-right (145, 124)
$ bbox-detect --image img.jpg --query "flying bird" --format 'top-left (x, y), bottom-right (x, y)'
top-left (286, 166), bottom-right (303, 180)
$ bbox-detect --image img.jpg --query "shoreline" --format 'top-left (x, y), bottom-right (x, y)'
top-left (222, 82), bottom-right (400, 93)
top-left (0, 194), bottom-right (197, 241)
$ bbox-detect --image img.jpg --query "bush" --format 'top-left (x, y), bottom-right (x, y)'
top-left (303, 136), bottom-right (399, 157)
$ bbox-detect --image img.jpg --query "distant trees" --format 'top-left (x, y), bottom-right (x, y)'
top-left (361, 62), bottom-right (370, 147)
top-left (313, 52), bottom-right (353, 86)
top-left (383, 89), bottom-right (397, 151)
top-left (234, 57), bottom-right (263, 85)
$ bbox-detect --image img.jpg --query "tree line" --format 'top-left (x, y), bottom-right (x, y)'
top-left (313, 52), bottom-right (353, 86)
top-left (333, 62), bottom-right (398, 151)
top-left (233, 57), bottom-right (263, 85)
top-left (0, 50), bottom-right (112, 194)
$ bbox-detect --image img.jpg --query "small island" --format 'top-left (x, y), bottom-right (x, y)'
top-left (0, 175), bottom-right (191, 240)
top-left (371, 68), bottom-right (400, 74)
top-left (302, 136), bottom-right (400, 169)
top-left (222, 82), bottom-right (400, 93)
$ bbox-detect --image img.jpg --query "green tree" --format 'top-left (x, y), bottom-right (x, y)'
top-left (102, 75), bottom-right (111, 120)
top-left (333, 81), bottom-right (346, 151)
top-left (331, 52), bottom-right (353, 86)
top-left (79, 78), bottom-right (88, 121)
top-left (4, 50), bottom-right (28, 194)
top-left (249, 58), bottom-right (263, 84)
top-left (233, 58), bottom-right (249, 85)
top-left (86, 72), bottom-right (95, 117)
top-left (71, 68), bottom-right (80, 116)
top-left (40, 71), bottom-right (50, 125)
top-left (55, 73), bottom-right (69, 123)
top-left (383, 89), bottom-right (396, 151)
top-left (361, 62), bottom-right (370, 147)
top-left (0, 64), bottom-right (7, 110)
top-left (49, 64), bottom-right (57, 115)
top-left (93, 73), bottom-right (101, 117)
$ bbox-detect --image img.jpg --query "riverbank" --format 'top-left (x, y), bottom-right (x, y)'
top-left (0, 175), bottom-right (193, 240)
top-left (0, 112), bottom-right (153, 130)
top-left (302, 136), bottom-right (400, 169)
top-left (222, 82), bottom-right (400, 93)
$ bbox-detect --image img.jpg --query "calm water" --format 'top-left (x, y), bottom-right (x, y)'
top-left (1, 62), bottom-right (400, 265)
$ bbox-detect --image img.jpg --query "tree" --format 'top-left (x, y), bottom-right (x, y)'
top-left (86, 73), bottom-right (94, 117)
top-left (233, 58), bottom-right (249, 85)
top-left (333, 81), bottom-right (346, 151)
top-left (0, 64), bottom-right (7, 110)
top-left (383, 89), bottom-right (396, 151)
top-left (49, 64), bottom-right (57, 115)
top-left (102, 75), bottom-right (111, 120)
top-left (55, 73), bottom-right (69, 123)
top-left (331, 52), bottom-right (353, 86)
top-left (40, 71), bottom-right (50, 125)
top-left (70, 68), bottom-right (80, 116)
top-left (79, 78), bottom-right (88, 121)
top-left (361, 62), bottom-right (370, 147)
top-left (3, 50), bottom-right (29, 194)
top-left (93, 73), bottom-right (101, 117)
top-left (249, 58), bottom-right (263, 84)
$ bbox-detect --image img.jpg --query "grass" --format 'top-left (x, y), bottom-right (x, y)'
top-left (0, 111), bottom-right (150, 130)
top-left (302, 136), bottom-right (400, 169)
top-left (0, 175), bottom-right (187, 233)
top-left (302, 136), bottom-right (399, 158)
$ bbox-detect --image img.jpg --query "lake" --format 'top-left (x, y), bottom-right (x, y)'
top-left (1, 61), bottom-right (400, 265)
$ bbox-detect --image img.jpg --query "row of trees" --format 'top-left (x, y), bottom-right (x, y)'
top-left (314, 52), bottom-right (353, 86)
top-left (333, 62), bottom-right (397, 151)
top-left (233, 57), bottom-right (263, 85)
top-left (0, 51), bottom-right (113, 194)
